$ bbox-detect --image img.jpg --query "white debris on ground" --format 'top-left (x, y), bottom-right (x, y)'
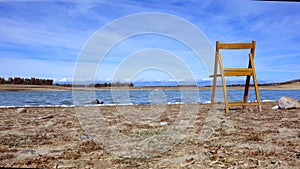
top-left (271, 96), bottom-right (300, 109)
top-left (278, 96), bottom-right (300, 109)
top-left (16, 107), bottom-right (27, 114)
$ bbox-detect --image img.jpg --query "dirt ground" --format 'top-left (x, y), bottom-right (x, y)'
top-left (0, 102), bottom-right (299, 168)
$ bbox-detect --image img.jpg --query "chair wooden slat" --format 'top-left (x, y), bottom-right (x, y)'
top-left (218, 42), bottom-right (254, 49)
top-left (223, 68), bottom-right (253, 76)
top-left (228, 101), bottom-right (260, 107)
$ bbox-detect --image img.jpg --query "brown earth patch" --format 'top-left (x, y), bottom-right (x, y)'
top-left (0, 102), bottom-right (299, 168)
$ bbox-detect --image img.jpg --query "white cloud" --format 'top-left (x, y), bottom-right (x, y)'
top-left (0, 57), bottom-right (75, 79)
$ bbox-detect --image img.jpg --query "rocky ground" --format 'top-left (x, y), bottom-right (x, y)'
top-left (0, 102), bottom-right (299, 168)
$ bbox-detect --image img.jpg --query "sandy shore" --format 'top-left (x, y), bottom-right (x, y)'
top-left (0, 85), bottom-right (71, 91)
top-left (0, 81), bottom-right (300, 92)
top-left (0, 102), bottom-right (299, 168)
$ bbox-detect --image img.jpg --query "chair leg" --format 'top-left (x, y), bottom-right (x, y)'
top-left (221, 76), bottom-right (229, 113)
top-left (252, 71), bottom-right (261, 112)
top-left (218, 53), bottom-right (229, 113)
top-left (211, 75), bottom-right (217, 110)
top-left (243, 75), bottom-right (251, 109)
top-left (211, 50), bottom-right (219, 110)
top-left (250, 54), bottom-right (261, 112)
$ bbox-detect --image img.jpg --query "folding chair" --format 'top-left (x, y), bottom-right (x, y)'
top-left (210, 40), bottom-right (261, 113)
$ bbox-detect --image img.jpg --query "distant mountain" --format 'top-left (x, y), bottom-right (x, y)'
top-left (133, 81), bottom-right (178, 87)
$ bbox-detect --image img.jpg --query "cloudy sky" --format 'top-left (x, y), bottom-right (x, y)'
top-left (0, 0), bottom-right (299, 83)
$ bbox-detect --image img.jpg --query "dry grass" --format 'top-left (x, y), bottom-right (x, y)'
top-left (0, 102), bottom-right (299, 168)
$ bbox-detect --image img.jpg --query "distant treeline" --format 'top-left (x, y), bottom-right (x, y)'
top-left (0, 77), bottom-right (135, 87)
top-left (205, 79), bottom-right (300, 87)
top-left (259, 79), bottom-right (300, 86)
top-left (0, 77), bottom-right (53, 85)
top-left (230, 79), bottom-right (300, 87)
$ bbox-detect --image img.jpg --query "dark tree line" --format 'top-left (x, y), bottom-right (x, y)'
top-left (0, 77), bottom-right (53, 85)
top-left (63, 82), bottom-right (134, 88)
top-left (0, 76), bottom-right (135, 87)
top-left (95, 82), bottom-right (134, 87)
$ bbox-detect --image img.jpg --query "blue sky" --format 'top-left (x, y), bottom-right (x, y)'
top-left (0, 0), bottom-right (300, 83)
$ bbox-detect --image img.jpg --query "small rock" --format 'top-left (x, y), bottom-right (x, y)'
top-left (17, 108), bottom-right (26, 114)
top-left (56, 164), bottom-right (76, 169)
top-left (92, 99), bottom-right (104, 104)
top-left (271, 160), bottom-right (276, 164)
top-left (278, 96), bottom-right (300, 109)
top-left (38, 115), bottom-right (53, 119)
top-left (160, 121), bottom-right (168, 126)
top-left (80, 133), bottom-right (96, 140)
top-left (272, 105), bottom-right (279, 110)
top-left (21, 149), bottom-right (36, 155)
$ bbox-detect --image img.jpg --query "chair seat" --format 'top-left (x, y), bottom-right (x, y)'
top-left (223, 68), bottom-right (253, 76)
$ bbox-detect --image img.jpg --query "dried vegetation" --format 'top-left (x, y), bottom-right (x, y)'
top-left (0, 102), bottom-right (299, 168)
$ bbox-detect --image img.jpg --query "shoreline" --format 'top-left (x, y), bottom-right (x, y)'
top-left (0, 82), bottom-right (300, 91)
top-left (0, 100), bottom-right (280, 109)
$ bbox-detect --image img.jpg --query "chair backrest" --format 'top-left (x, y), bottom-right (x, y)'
top-left (216, 40), bottom-right (256, 55)
top-left (216, 40), bottom-right (256, 68)
top-left (217, 41), bottom-right (255, 50)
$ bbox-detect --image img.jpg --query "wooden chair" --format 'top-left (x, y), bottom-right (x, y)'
top-left (210, 40), bottom-right (261, 113)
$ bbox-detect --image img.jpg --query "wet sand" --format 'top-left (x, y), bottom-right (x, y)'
top-left (0, 102), bottom-right (299, 168)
